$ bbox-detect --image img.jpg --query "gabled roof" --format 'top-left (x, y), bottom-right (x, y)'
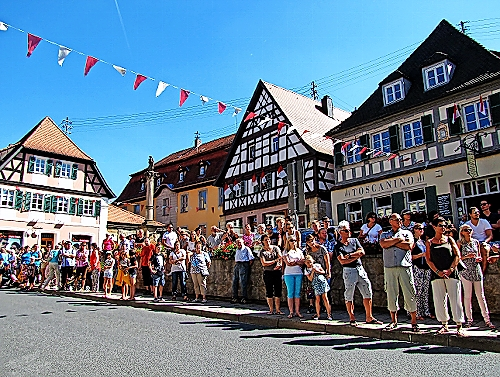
top-left (107, 204), bottom-right (164, 227)
top-left (327, 19), bottom-right (500, 135)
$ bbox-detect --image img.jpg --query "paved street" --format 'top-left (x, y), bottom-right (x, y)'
top-left (1, 290), bottom-right (500, 377)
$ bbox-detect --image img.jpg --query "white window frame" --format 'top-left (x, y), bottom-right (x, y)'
top-left (407, 189), bottom-right (426, 213)
top-left (33, 157), bottom-right (46, 174)
top-left (57, 197), bottom-right (69, 213)
top-left (157, 177), bottom-right (162, 187)
top-left (60, 162), bottom-right (72, 178)
top-left (375, 196), bottom-right (392, 219)
top-left (218, 187), bottom-right (224, 206)
top-left (402, 120), bottom-right (424, 149)
top-left (346, 140), bottom-right (361, 165)
top-left (199, 165), bottom-right (206, 176)
top-left (346, 202), bottom-right (362, 223)
top-left (180, 194), bottom-right (188, 213)
top-left (82, 199), bottom-right (94, 216)
top-left (272, 137), bottom-right (279, 152)
top-left (463, 100), bottom-right (491, 132)
top-left (1, 188), bottom-right (15, 207)
top-left (31, 193), bottom-right (44, 211)
top-left (372, 130), bottom-right (391, 154)
top-left (382, 79), bottom-right (405, 106)
top-left (248, 145), bottom-right (256, 161)
top-left (423, 60), bottom-right (452, 91)
top-left (179, 171), bottom-right (185, 182)
top-left (162, 198), bottom-right (170, 216)
top-left (198, 190), bottom-right (207, 210)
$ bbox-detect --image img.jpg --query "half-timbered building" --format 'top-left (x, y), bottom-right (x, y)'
top-left (0, 117), bottom-right (114, 249)
top-left (215, 80), bottom-right (350, 231)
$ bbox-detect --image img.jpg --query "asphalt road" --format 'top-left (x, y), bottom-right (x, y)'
top-left (1, 290), bottom-right (500, 377)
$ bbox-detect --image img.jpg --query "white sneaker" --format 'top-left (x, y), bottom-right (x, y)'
top-left (201, 299), bottom-right (207, 303)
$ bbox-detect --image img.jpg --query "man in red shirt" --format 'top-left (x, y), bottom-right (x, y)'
top-left (140, 238), bottom-right (155, 295)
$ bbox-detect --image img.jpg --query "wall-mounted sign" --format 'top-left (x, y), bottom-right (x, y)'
top-left (466, 149), bottom-right (478, 178)
top-left (437, 122), bottom-right (450, 142)
top-left (437, 193), bottom-right (452, 216)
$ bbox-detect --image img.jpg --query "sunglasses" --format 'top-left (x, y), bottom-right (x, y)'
top-left (462, 228), bottom-right (472, 232)
top-left (339, 229), bottom-right (350, 233)
top-left (480, 203), bottom-right (488, 206)
top-left (414, 227), bottom-right (423, 230)
top-left (436, 224), bottom-right (447, 228)
top-left (390, 218), bottom-right (402, 222)
top-left (289, 239), bottom-right (297, 242)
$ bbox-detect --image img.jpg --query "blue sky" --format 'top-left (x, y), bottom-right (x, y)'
top-left (1, 1), bottom-right (499, 197)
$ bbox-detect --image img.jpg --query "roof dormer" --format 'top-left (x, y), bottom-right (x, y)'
top-left (382, 77), bottom-right (411, 106)
top-left (422, 58), bottom-right (455, 91)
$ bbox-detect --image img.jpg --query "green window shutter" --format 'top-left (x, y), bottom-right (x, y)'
top-left (334, 143), bottom-right (343, 167)
top-left (77, 198), bottom-right (84, 216)
top-left (489, 93), bottom-right (500, 127)
top-left (54, 161), bottom-right (62, 177)
top-left (43, 195), bottom-right (52, 212)
top-left (447, 106), bottom-right (462, 135)
top-left (45, 159), bottom-right (53, 176)
top-left (359, 134), bottom-right (370, 161)
top-left (71, 164), bottom-right (78, 180)
top-left (425, 185), bottom-right (438, 214)
top-left (391, 192), bottom-right (405, 215)
top-left (23, 192), bottom-right (31, 211)
top-left (388, 125), bottom-right (400, 153)
top-left (27, 156), bottom-right (35, 173)
top-left (421, 114), bottom-right (434, 143)
top-left (336, 203), bottom-right (346, 223)
top-left (50, 195), bottom-right (58, 213)
top-left (69, 197), bottom-right (76, 215)
top-left (94, 200), bottom-right (101, 217)
top-left (361, 198), bottom-right (373, 220)
top-left (14, 190), bottom-right (23, 210)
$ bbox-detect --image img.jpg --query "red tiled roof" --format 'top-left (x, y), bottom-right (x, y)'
top-left (107, 204), bottom-right (164, 227)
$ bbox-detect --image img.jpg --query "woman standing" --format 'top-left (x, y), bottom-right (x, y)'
top-left (252, 224), bottom-right (266, 257)
top-left (335, 221), bottom-right (381, 326)
top-left (304, 255), bottom-right (332, 320)
top-left (304, 234), bottom-right (331, 314)
top-left (259, 235), bottom-right (283, 315)
top-left (283, 221), bottom-right (301, 247)
top-left (457, 224), bottom-right (495, 329)
top-left (103, 251), bottom-right (115, 298)
top-left (190, 242), bottom-right (211, 303)
top-left (116, 249), bottom-right (131, 300)
top-left (426, 217), bottom-right (465, 336)
top-left (283, 236), bottom-right (304, 318)
top-left (242, 224), bottom-right (255, 249)
top-left (74, 243), bottom-right (89, 291)
top-left (128, 249), bottom-right (138, 300)
top-left (411, 224), bottom-right (432, 320)
top-left (169, 240), bottom-right (188, 302)
top-left (89, 243), bottom-right (100, 293)
top-left (358, 212), bottom-right (383, 255)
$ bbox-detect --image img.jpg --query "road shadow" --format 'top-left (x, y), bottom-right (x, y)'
top-left (240, 332), bottom-right (325, 339)
top-left (403, 345), bottom-right (483, 355)
top-left (178, 319), bottom-right (266, 332)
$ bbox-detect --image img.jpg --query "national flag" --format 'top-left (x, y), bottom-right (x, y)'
top-left (244, 112), bottom-right (256, 122)
top-left (179, 89), bottom-right (190, 107)
top-left (479, 95), bottom-right (486, 116)
top-left (260, 171), bottom-right (267, 185)
top-left (452, 103), bottom-right (460, 124)
top-left (233, 107), bottom-right (241, 117)
top-left (113, 65), bottom-right (127, 76)
top-left (251, 173), bottom-right (258, 187)
top-left (0, 22), bottom-right (8, 31)
top-left (27, 34), bottom-right (42, 57)
top-left (218, 102), bottom-right (227, 114)
top-left (387, 153), bottom-right (398, 161)
top-left (224, 183), bottom-right (232, 197)
top-left (341, 141), bottom-right (351, 155)
top-left (84, 56), bottom-right (99, 76)
top-left (156, 81), bottom-right (169, 97)
top-left (133, 74), bottom-right (147, 90)
top-left (232, 179), bottom-right (241, 192)
top-left (57, 46), bottom-right (71, 67)
top-left (277, 165), bottom-right (287, 179)
top-left (277, 122), bottom-right (285, 134)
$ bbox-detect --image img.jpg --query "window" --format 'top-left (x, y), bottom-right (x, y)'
top-left (346, 140), bottom-right (361, 164)
top-left (140, 182), bottom-right (145, 192)
top-left (383, 79), bottom-right (404, 105)
top-left (464, 101), bottom-right (490, 132)
top-left (372, 131), bottom-right (391, 154)
top-left (1, 189), bottom-right (15, 207)
top-left (179, 171), bottom-right (185, 182)
top-left (199, 165), bottom-right (206, 176)
top-left (375, 196), bottom-right (392, 219)
top-left (31, 193), bottom-right (44, 211)
top-left (60, 162), bottom-right (72, 178)
top-left (262, 173), bottom-right (273, 190)
top-left (57, 197), bottom-right (69, 213)
top-left (248, 145), bottom-right (256, 160)
top-left (234, 181), bottom-right (246, 197)
top-left (272, 137), bottom-right (279, 152)
top-left (133, 204), bottom-right (140, 214)
top-left (402, 120), bottom-right (423, 148)
top-left (407, 190), bottom-right (426, 213)
top-left (33, 158), bottom-right (46, 174)
top-left (157, 178), bottom-right (162, 187)
top-left (162, 198), bottom-right (170, 216)
top-left (423, 61), bottom-right (453, 90)
top-left (198, 190), bottom-right (207, 210)
top-left (218, 187), bottom-right (224, 206)
top-left (346, 202), bottom-right (362, 223)
top-left (180, 194), bottom-right (188, 213)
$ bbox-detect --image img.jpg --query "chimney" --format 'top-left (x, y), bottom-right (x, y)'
top-left (194, 131), bottom-right (202, 148)
top-left (321, 95), bottom-right (333, 118)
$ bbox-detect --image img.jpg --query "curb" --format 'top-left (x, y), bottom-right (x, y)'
top-left (45, 290), bottom-right (500, 353)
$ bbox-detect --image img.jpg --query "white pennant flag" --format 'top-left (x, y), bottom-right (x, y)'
top-left (113, 65), bottom-right (126, 76)
top-left (200, 95), bottom-right (209, 104)
top-left (257, 116), bottom-right (271, 127)
top-left (0, 22), bottom-right (8, 31)
top-left (57, 46), bottom-right (71, 67)
top-left (232, 107), bottom-right (242, 117)
top-left (156, 81), bottom-right (169, 97)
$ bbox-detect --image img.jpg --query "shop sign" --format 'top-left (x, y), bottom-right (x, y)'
top-left (344, 172), bottom-right (425, 198)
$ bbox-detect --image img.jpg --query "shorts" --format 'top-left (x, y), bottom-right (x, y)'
top-left (151, 273), bottom-right (165, 287)
top-left (129, 271), bottom-right (137, 279)
top-left (115, 269), bottom-right (130, 286)
top-left (103, 269), bottom-right (113, 279)
top-left (342, 266), bottom-right (373, 301)
top-left (75, 266), bottom-right (88, 279)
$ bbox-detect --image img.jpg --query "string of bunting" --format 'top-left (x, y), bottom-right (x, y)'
top-left (0, 21), bottom-right (242, 116)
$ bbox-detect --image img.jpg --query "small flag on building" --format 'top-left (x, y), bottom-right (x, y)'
top-left (277, 165), bottom-right (287, 179)
top-left (244, 112), bottom-right (256, 122)
top-left (232, 179), bottom-right (241, 192)
top-left (260, 171), bottom-right (267, 185)
top-left (452, 103), bottom-right (461, 124)
top-left (277, 122), bottom-right (285, 134)
top-left (224, 183), bottom-right (232, 197)
top-left (479, 95), bottom-right (486, 116)
top-left (251, 173), bottom-right (258, 187)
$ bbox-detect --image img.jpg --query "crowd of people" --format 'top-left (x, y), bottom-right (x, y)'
top-left (1, 198), bottom-right (499, 334)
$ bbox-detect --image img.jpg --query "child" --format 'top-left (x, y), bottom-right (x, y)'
top-left (116, 249), bottom-right (130, 300)
top-left (128, 250), bottom-right (138, 300)
top-left (102, 251), bottom-right (115, 298)
top-left (25, 256), bottom-right (37, 291)
top-left (304, 255), bottom-right (332, 320)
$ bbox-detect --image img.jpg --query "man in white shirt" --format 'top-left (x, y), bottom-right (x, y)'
top-left (465, 206), bottom-right (493, 272)
top-left (162, 223), bottom-right (178, 252)
top-left (60, 241), bottom-right (76, 291)
top-left (231, 238), bottom-right (254, 304)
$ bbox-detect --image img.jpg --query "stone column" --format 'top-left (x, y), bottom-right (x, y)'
top-left (143, 155), bottom-right (157, 237)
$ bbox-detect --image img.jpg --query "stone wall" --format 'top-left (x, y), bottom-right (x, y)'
top-left (137, 255), bottom-right (500, 314)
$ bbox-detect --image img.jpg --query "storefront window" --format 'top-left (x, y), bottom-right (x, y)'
top-left (489, 178), bottom-right (498, 192)
top-left (464, 182), bottom-right (472, 197)
top-left (347, 202), bottom-right (362, 223)
top-left (477, 180), bottom-right (486, 194)
top-left (407, 190), bottom-right (426, 213)
top-left (375, 196), bottom-right (392, 219)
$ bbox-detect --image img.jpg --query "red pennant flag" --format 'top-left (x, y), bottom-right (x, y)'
top-left (479, 95), bottom-right (486, 116)
top-left (223, 183), bottom-right (232, 196)
top-left (341, 141), bottom-right (351, 155)
top-left (244, 112), bottom-right (256, 122)
top-left (277, 122), bottom-right (285, 134)
top-left (133, 74), bottom-right (147, 90)
top-left (373, 150), bottom-right (383, 157)
top-left (179, 89), bottom-right (190, 107)
top-left (27, 34), bottom-right (42, 57)
top-left (452, 103), bottom-right (460, 124)
top-left (251, 173), bottom-right (258, 187)
top-left (358, 147), bottom-right (368, 155)
top-left (218, 102), bottom-right (227, 114)
top-left (84, 56), bottom-right (99, 76)
top-left (301, 130), bottom-right (310, 136)
top-left (260, 171), bottom-right (267, 185)
top-left (277, 165), bottom-right (287, 179)
top-left (387, 153), bottom-right (398, 161)
top-left (196, 207), bottom-right (199, 212)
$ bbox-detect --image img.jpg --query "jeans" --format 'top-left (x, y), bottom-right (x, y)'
top-left (283, 274), bottom-right (302, 299)
top-left (60, 266), bottom-right (74, 288)
top-left (232, 261), bottom-right (250, 299)
top-left (171, 271), bottom-right (187, 296)
top-left (42, 263), bottom-right (61, 289)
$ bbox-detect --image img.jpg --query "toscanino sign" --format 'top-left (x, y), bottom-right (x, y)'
top-left (344, 172), bottom-right (425, 198)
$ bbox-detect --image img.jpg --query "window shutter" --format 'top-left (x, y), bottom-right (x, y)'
top-left (334, 143), bottom-right (343, 167)
top-left (391, 192), bottom-right (405, 215)
top-left (388, 125), bottom-right (400, 153)
top-left (359, 134), bottom-right (370, 161)
top-left (71, 164), bottom-right (78, 180)
top-left (45, 159), bottom-right (53, 176)
top-left (50, 195), bottom-right (58, 213)
top-left (94, 200), bottom-right (101, 217)
top-left (361, 198), bottom-right (373, 220)
top-left (447, 106), bottom-right (462, 135)
top-left (425, 185), bottom-right (438, 214)
top-left (43, 195), bottom-right (52, 212)
top-left (27, 156), bottom-right (35, 173)
top-left (489, 93), bottom-right (500, 127)
top-left (77, 198), bottom-right (84, 216)
top-left (336, 203), bottom-right (346, 222)
top-left (54, 161), bottom-right (62, 177)
top-left (69, 197), bottom-right (76, 215)
top-left (421, 114), bottom-right (434, 143)
top-left (23, 192), bottom-right (31, 211)
top-left (14, 190), bottom-right (23, 210)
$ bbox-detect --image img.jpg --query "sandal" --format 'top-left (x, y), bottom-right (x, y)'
top-left (296, 313), bottom-right (304, 318)
top-left (384, 322), bottom-right (398, 331)
top-left (436, 325), bottom-right (449, 335)
top-left (485, 322), bottom-right (496, 330)
top-left (266, 311), bottom-right (274, 315)
top-left (464, 320), bottom-right (473, 328)
top-left (350, 320), bottom-right (357, 327)
top-left (276, 311), bottom-right (284, 315)
top-left (456, 328), bottom-right (467, 337)
top-left (287, 313), bottom-right (293, 319)
top-left (312, 314), bottom-right (319, 320)
top-left (366, 318), bottom-right (383, 325)
top-left (411, 324), bottom-right (420, 333)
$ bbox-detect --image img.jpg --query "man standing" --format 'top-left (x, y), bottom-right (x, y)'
top-left (231, 238), bottom-right (254, 304)
top-left (149, 245), bottom-right (165, 302)
top-left (466, 206), bottom-right (493, 272)
top-left (60, 241), bottom-right (76, 291)
top-left (206, 226), bottom-right (224, 253)
top-left (140, 238), bottom-right (154, 295)
top-left (379, 213), bottom-right (418, 331)
top-left (321, 216), bottom-right (336, 242)
top-left (162, 223), bottom-right (177, 253)
top-left (118, 234), bottom-right (131, 253)
top-left (480, 199), bottom-right (500, 245)
top-left (41, 244), bottom-right (61, 290)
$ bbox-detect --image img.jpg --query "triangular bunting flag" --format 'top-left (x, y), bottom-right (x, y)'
top-left (57, 46), bottom-right (71, 67)
top-left (218, 102), bottom-right (227, 114)
top-left (479, 95), bottom-right (486, 116)
top-left (341, 141), bottom-right (351, 155)
top-left (257, 116), bottom-right (271, 127)
top-left (260, 171), bottom-right (267, 185)
top-left (156, 81), bottom-right (169, 97)
top-left (232, 107), bottom-right (241, 117)
top-left (232, 179), bottom-right (241, 192)
top-left (452, 103), bottom-right (460, 124)
top-left (373, 150), bottom-right (384, 157)
top-left (0, 22), bottom-right (8, 31)
top-left (349, 144), bottom-right (360, 153)
top-left (179, 89), bottom-right (190, 107)
top-left (133, 74), bottom-right (147, 90)
top-left (200, 95), bottom-right (209, 104)
top-left (224, 183), bottom-right (232, 197)
top-left (387, 153), bottom-right (398, 161)
top-left (277, 121), bottom-right (285, 134)
top-left (277, 165), bottom-right (287, 179)
top-left (358, 147), bottom-right (368, 155)
top-left (244, 112), bottom-right (256, 122)
top-left (84, 56), bottom-right (99, 76)
top-left (113, 65), bottom-right (126, 76)
top-left (27, 34), bottom-right (42, 57)
top-left (301, 130), bottom-right (310, 136)
top-left (251, 173), bottom-right (258, 187)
